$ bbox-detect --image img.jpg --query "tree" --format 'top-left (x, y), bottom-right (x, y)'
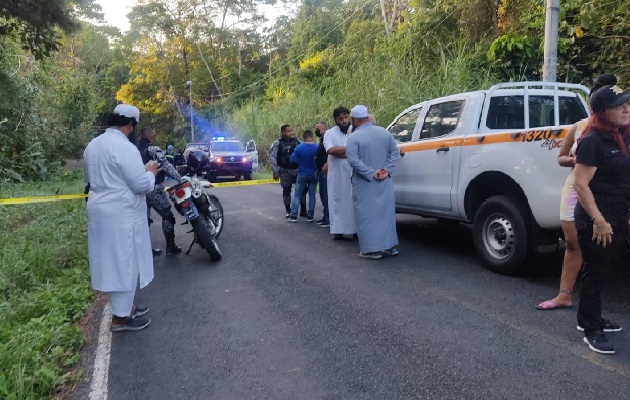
top-left (0, 0), bottom-right (102, 59)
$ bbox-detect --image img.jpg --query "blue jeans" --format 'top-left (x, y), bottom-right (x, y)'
top-left (318, 171), bottom-right (329, 223)
top-left (290, 173), bottom-right (318, 218)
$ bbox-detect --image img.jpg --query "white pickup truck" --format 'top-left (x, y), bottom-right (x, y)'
top-left (387, 82), bottom-right (590, 275)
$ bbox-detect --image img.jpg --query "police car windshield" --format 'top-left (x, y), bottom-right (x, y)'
top-left (212, 142), bottom-right (244, 152)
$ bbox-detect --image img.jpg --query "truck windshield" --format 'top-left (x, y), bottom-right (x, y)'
top-left (212, 142), bottom-right (244, 152)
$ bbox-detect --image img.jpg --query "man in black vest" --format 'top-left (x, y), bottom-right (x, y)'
top-left (138, 127), bottom-right (182, 255)
top-left (269, 124), bottom-right (307, 218)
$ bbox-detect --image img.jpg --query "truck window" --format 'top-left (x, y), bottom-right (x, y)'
top-left (388, 108), bottom-right (422, 142)
top-left (487, 96), bottom-right (525, 130)
top-left (420, 100), bottom-right (464, 139)
top-left (488, 95), bottom-right (588, 129)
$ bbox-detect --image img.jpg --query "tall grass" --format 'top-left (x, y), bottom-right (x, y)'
top-left (227, 39), bottom-right (498, 164)
top-left (0, 171), bottom-right (92, 399)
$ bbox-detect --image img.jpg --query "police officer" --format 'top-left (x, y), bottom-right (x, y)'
top-left (269, 125), bottom-right (306, 218)
top-left (138, 127), bottom-right (182, 255)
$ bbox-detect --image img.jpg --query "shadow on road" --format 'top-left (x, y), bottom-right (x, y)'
top-left (396, 213), bottom-right (630, 313)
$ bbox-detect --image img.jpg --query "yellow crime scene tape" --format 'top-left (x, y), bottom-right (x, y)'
top-left (0, 179), bottom-right (278, 205)
top-left (0, 194), bottom-right (87, 205)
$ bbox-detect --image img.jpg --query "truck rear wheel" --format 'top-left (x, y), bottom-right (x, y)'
top-left (473, 195), bottom-right (529, 275)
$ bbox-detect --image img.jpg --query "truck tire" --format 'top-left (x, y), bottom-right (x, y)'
top-left (473, 195), bottom-right (529, 275)
top-left (244, 172), bottom-right (253, 180)
top-left (190, 217), bottom-right (222, 261)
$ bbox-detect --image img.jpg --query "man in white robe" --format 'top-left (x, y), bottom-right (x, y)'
top-left (346, 105), bottom-right (401, 259)
top-left (84, 104), bottom-right (160, 331)
top-left (323, 106), bottom-right (357, 239)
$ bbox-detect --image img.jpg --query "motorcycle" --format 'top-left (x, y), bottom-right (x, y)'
top-left (167, 175), bottom-right (224, 261)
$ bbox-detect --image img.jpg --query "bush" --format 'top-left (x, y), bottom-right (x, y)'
top-left (0, 172), bottom-right (92, 399)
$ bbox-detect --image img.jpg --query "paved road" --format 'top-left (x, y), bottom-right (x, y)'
top-left (108, 183), bottom-right (630, 399)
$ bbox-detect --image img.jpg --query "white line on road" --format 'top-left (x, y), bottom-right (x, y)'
top-left (89, 303), bottom-right (111, 400)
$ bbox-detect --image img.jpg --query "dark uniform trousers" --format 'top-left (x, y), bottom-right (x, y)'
top-left (576, 196), bottom-right (628, 335)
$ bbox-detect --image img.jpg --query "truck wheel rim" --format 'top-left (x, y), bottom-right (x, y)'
top-left (482, 214), bottom-right (515, 260)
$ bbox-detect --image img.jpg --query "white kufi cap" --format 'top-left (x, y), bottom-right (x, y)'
top-left (350, 105), bottom-right (368, 118)
top-left (114, 104), bottom-right (140, 123)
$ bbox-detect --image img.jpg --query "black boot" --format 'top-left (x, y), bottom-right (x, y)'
top-left (299, 203), bottom-right (307, 218)
top-left (165, 230), bottom-right (181, 255)
top-left (285, 204), bottom-right (291, 218)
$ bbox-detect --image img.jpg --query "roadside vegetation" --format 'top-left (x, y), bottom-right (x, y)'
top-left (0, 172), bottom-right (91, 399)
top-left (1, 0), bottom-right (629, 397)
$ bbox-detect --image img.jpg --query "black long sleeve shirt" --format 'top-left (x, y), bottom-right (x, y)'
top-left (315, 137), bottom-right (328, 171)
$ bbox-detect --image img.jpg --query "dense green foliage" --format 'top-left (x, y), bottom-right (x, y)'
top-left (0, 172), bottom-right (91, 399)
top-left (2, 0), bottom-right (629, 180)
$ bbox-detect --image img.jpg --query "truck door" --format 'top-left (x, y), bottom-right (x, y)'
top-left (403, 99), bottom-right (465, 212)
top-left (246, 140), bottom-right (259, 171)
top-left (388, 106), bottom-right (425, 207)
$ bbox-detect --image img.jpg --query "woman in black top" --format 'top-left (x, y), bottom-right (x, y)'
top-left (574, 84), bottom-right (630, 355)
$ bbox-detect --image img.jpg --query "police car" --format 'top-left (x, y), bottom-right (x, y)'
top-left (387, 82), bottom-right (590, 275)
top-left (206, 137), bottom-right (258, 182)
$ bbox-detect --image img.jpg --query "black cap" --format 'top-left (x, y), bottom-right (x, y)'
top-left (590, 85), bottom-right (630, 113)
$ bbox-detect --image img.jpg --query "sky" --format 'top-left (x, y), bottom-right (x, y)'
top-left (95, 0), bottom-right (290, 33)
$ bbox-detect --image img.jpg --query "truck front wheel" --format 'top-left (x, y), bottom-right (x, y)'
top-left (473, 195), bottom-right (529, 275)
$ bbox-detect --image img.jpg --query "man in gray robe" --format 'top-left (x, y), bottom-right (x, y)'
top-left (346, 105), bottom-right (401, 259)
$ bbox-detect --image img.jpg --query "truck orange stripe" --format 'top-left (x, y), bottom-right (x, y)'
top-left (399, 127), bottom-right (571, 153)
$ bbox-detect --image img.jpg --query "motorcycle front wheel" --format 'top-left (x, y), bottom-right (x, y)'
top-left (190, 217), bottom-right (222, 261)
top-left (205, 194), bottom-right (224, 239)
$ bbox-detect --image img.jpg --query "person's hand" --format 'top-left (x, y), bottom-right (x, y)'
top-left (322, 163), bottom-right (328, 174)
top-left (571, 156), bottom-right (576, 166)
top-left (145, 161), bottom-right (160, 176)
top-left (273, 172), bottom-right (280, 180)
top-left (592, 215), bottom-right (613, 247)
top-left (374, 168), bottom-right (389, 180)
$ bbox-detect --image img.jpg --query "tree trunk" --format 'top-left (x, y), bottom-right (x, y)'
top-left (379, 0), bottom-right (391, 41)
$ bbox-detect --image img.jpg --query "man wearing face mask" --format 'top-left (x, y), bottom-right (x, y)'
top-left (83, 104), bottom-right (160, 332)
top-left (324, 106), bottom-right (357, 240)
top-left (314, 121), bottom-right (330, 227)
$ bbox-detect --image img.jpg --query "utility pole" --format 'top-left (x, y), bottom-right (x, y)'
top-left (542, 0), bottom-right (559, 82)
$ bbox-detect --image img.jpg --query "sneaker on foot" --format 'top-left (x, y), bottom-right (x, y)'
top-left (307, 217), bottom-right (314, 222)
top-left (384, 247), bottom-right (399, 256)
top-left (132, 305), bottom-right (149, 318)
top-left (333, 234), bottom-right (343, 240)
top-left (287, 216), bottom-right (298, 223)
top-left (111, 316), bottom-right (151, 332)
top-left (583, 331), bottom-right (615, 355)
top-left (320, 222), bottom-right (330, 228)
top-left (315, 219), bottom-right (324, 225)
top-left (360, 251), bottom-right (383, 259)
top-left (152, 248), bottom-right (163, 256)
top-left (577, 319), bottom-right (622, 333)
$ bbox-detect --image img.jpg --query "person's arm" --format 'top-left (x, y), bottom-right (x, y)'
top-left (151, 146), bottom-right (182, 180)
top-left (574, 164), bottom-right (612, 246)
top-left (289, 145), bottom-right (300, 165)
top-left (382, 134), bottom-right (401, 175)
top-left (269, 140), bottom-right (280, 179)
top-left (323, 132), bottom-right (347, 159)
top-left (346, 137), bottom-right (375, 181)
top-left (118, 145), bottom-right (156, 194)
top-left (327, 146), bottom-right (346, 158)
top-left (557, 123), bottom-right (578, 167)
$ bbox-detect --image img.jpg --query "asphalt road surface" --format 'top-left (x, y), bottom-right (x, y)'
top-left (106, 183), bottom-right (630, 399)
